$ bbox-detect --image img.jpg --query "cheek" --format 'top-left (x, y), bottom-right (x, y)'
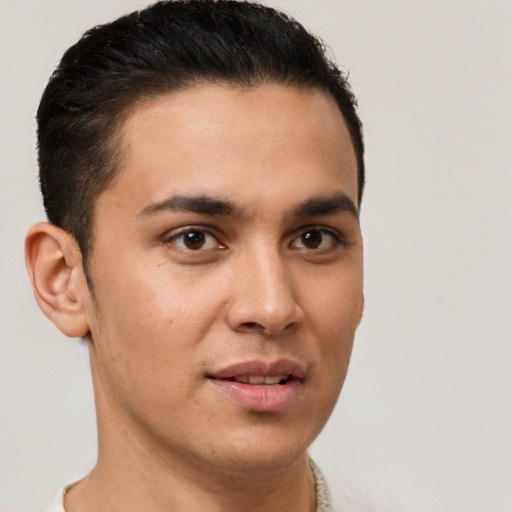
top-left (305, 267), bottom-right (363, 332)
top-left (86, 267), bottom-right (221, 419)
top-left (88, 258), bottom-right (227, 367)
top-left (302, 270), bottom-right (362, 374)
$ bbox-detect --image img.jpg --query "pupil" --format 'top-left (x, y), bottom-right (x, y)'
top-left (302, 230), bottom-right (322, 248)
top-left (184, 231), bottom-right (205, 249)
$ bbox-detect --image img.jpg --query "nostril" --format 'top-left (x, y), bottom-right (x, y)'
top-left (239, 321), bottom-right (273, 333)
top-left (238, 320), bottom-right (298, 336)
top-left (243, 322), bottom-right (261, 330)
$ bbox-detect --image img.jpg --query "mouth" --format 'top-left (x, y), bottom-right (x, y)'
top-left (207, 360), bottom-right (305, 412)
top-left (224, 374), bottom-right (293, 385)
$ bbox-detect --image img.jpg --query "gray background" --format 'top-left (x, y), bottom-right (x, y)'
top-left (1, 1), bottom-right (511, 510)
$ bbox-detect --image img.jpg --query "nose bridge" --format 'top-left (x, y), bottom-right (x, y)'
top-left (227, 239), bottom-right (303, 335)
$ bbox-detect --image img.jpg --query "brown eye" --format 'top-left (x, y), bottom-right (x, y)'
top-left (183, 230), bottom-right (206, 250)
top-left (290, 227), bottom-right (341, 251)
top-left (165, 228), bottom-right (223, 251)
top-left (301, 230), bottom-right (323, 249)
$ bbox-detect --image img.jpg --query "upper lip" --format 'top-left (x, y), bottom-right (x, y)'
top-left (208, 359), bottom-right (306, 380)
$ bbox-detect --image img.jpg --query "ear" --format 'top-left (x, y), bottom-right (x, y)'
top-left (25, 222), bottom-right (91, 338)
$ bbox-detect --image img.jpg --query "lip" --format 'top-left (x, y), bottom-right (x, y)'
top-left (207, 359), bottom-right (305, 412)
top-left (209, 360), bottom-right (306, 380)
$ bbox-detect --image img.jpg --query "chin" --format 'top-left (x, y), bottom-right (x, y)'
top-left (214, 449), bottom-right (308, 476)
top-left (202, 418), bottom-right (318, 475)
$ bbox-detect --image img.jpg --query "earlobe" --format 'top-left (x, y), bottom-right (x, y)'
top-left (25, 222), bottom-right (91, 338)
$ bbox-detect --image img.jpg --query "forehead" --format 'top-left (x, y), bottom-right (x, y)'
top-left (101, 83), bottom-right (358, 216)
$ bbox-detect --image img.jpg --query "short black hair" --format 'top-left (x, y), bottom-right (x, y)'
top-left (37, 0), bottom-right (364, 277)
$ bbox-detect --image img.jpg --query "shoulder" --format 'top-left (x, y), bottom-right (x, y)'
top-left (46, 486), bottom-right (66, 512)
top-left (46, 481), bottom-right (79, 512)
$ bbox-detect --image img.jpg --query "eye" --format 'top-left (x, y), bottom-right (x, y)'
top-left (164, 228), bottom-right (224, 251)
top-left (290, 228), bottom-right (342, 250)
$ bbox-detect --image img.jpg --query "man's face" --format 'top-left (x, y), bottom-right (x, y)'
top-left (83, 84), bottom-right (363, 474)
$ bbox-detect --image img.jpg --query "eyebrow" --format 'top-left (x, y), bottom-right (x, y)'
top-left (138, 195), bottom-right (241, 218)
top-left (294, 194), bottom-right (359, 219)
top-left (138, 192), bottom-right (358, 220)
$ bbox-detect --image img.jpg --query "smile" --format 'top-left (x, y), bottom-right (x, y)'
top-left (207, 360), bottom-right (304, 412)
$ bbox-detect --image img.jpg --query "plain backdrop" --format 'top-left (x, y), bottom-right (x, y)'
top-left (1, 1), bottom-right (511, 511)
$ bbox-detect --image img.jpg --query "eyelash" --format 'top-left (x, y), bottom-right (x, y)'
top-left (162, 225), bottom-right (345, 252)
top-left (162, 226), bottom-right (225, 251)
top-left (290, 226), bottom-right (346, 250)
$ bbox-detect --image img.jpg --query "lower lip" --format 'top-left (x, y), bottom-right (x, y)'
top-left (208, 378), bottom-right (301, 412)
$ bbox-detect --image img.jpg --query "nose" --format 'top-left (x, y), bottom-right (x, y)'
top-left (226, 246), bottom-right (304, 336)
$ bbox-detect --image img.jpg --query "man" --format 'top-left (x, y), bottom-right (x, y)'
top-left (25, 1), bottom-right (365, 510)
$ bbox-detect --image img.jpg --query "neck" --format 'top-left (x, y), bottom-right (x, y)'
top-left (65, 447), bottom-right (316, 512)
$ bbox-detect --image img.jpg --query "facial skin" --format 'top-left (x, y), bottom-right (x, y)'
top-left (27, 83), bottom-right (363, 511)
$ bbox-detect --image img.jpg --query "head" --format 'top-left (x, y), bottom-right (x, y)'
top-left (27, 0), bottom-right (365, 480)
top-left (36, 0), bottom-right (364, 280)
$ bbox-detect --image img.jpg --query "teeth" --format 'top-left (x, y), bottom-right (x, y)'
top-left (231, 374), bottom-right (289, 385)
top-left (264, 375), bottom-right (288, 385)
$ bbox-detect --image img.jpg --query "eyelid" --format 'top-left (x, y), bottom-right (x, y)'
top-left (289, 225), bottom-right (346, 249)
top-left (162, 225), bottom-right (226, 250)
